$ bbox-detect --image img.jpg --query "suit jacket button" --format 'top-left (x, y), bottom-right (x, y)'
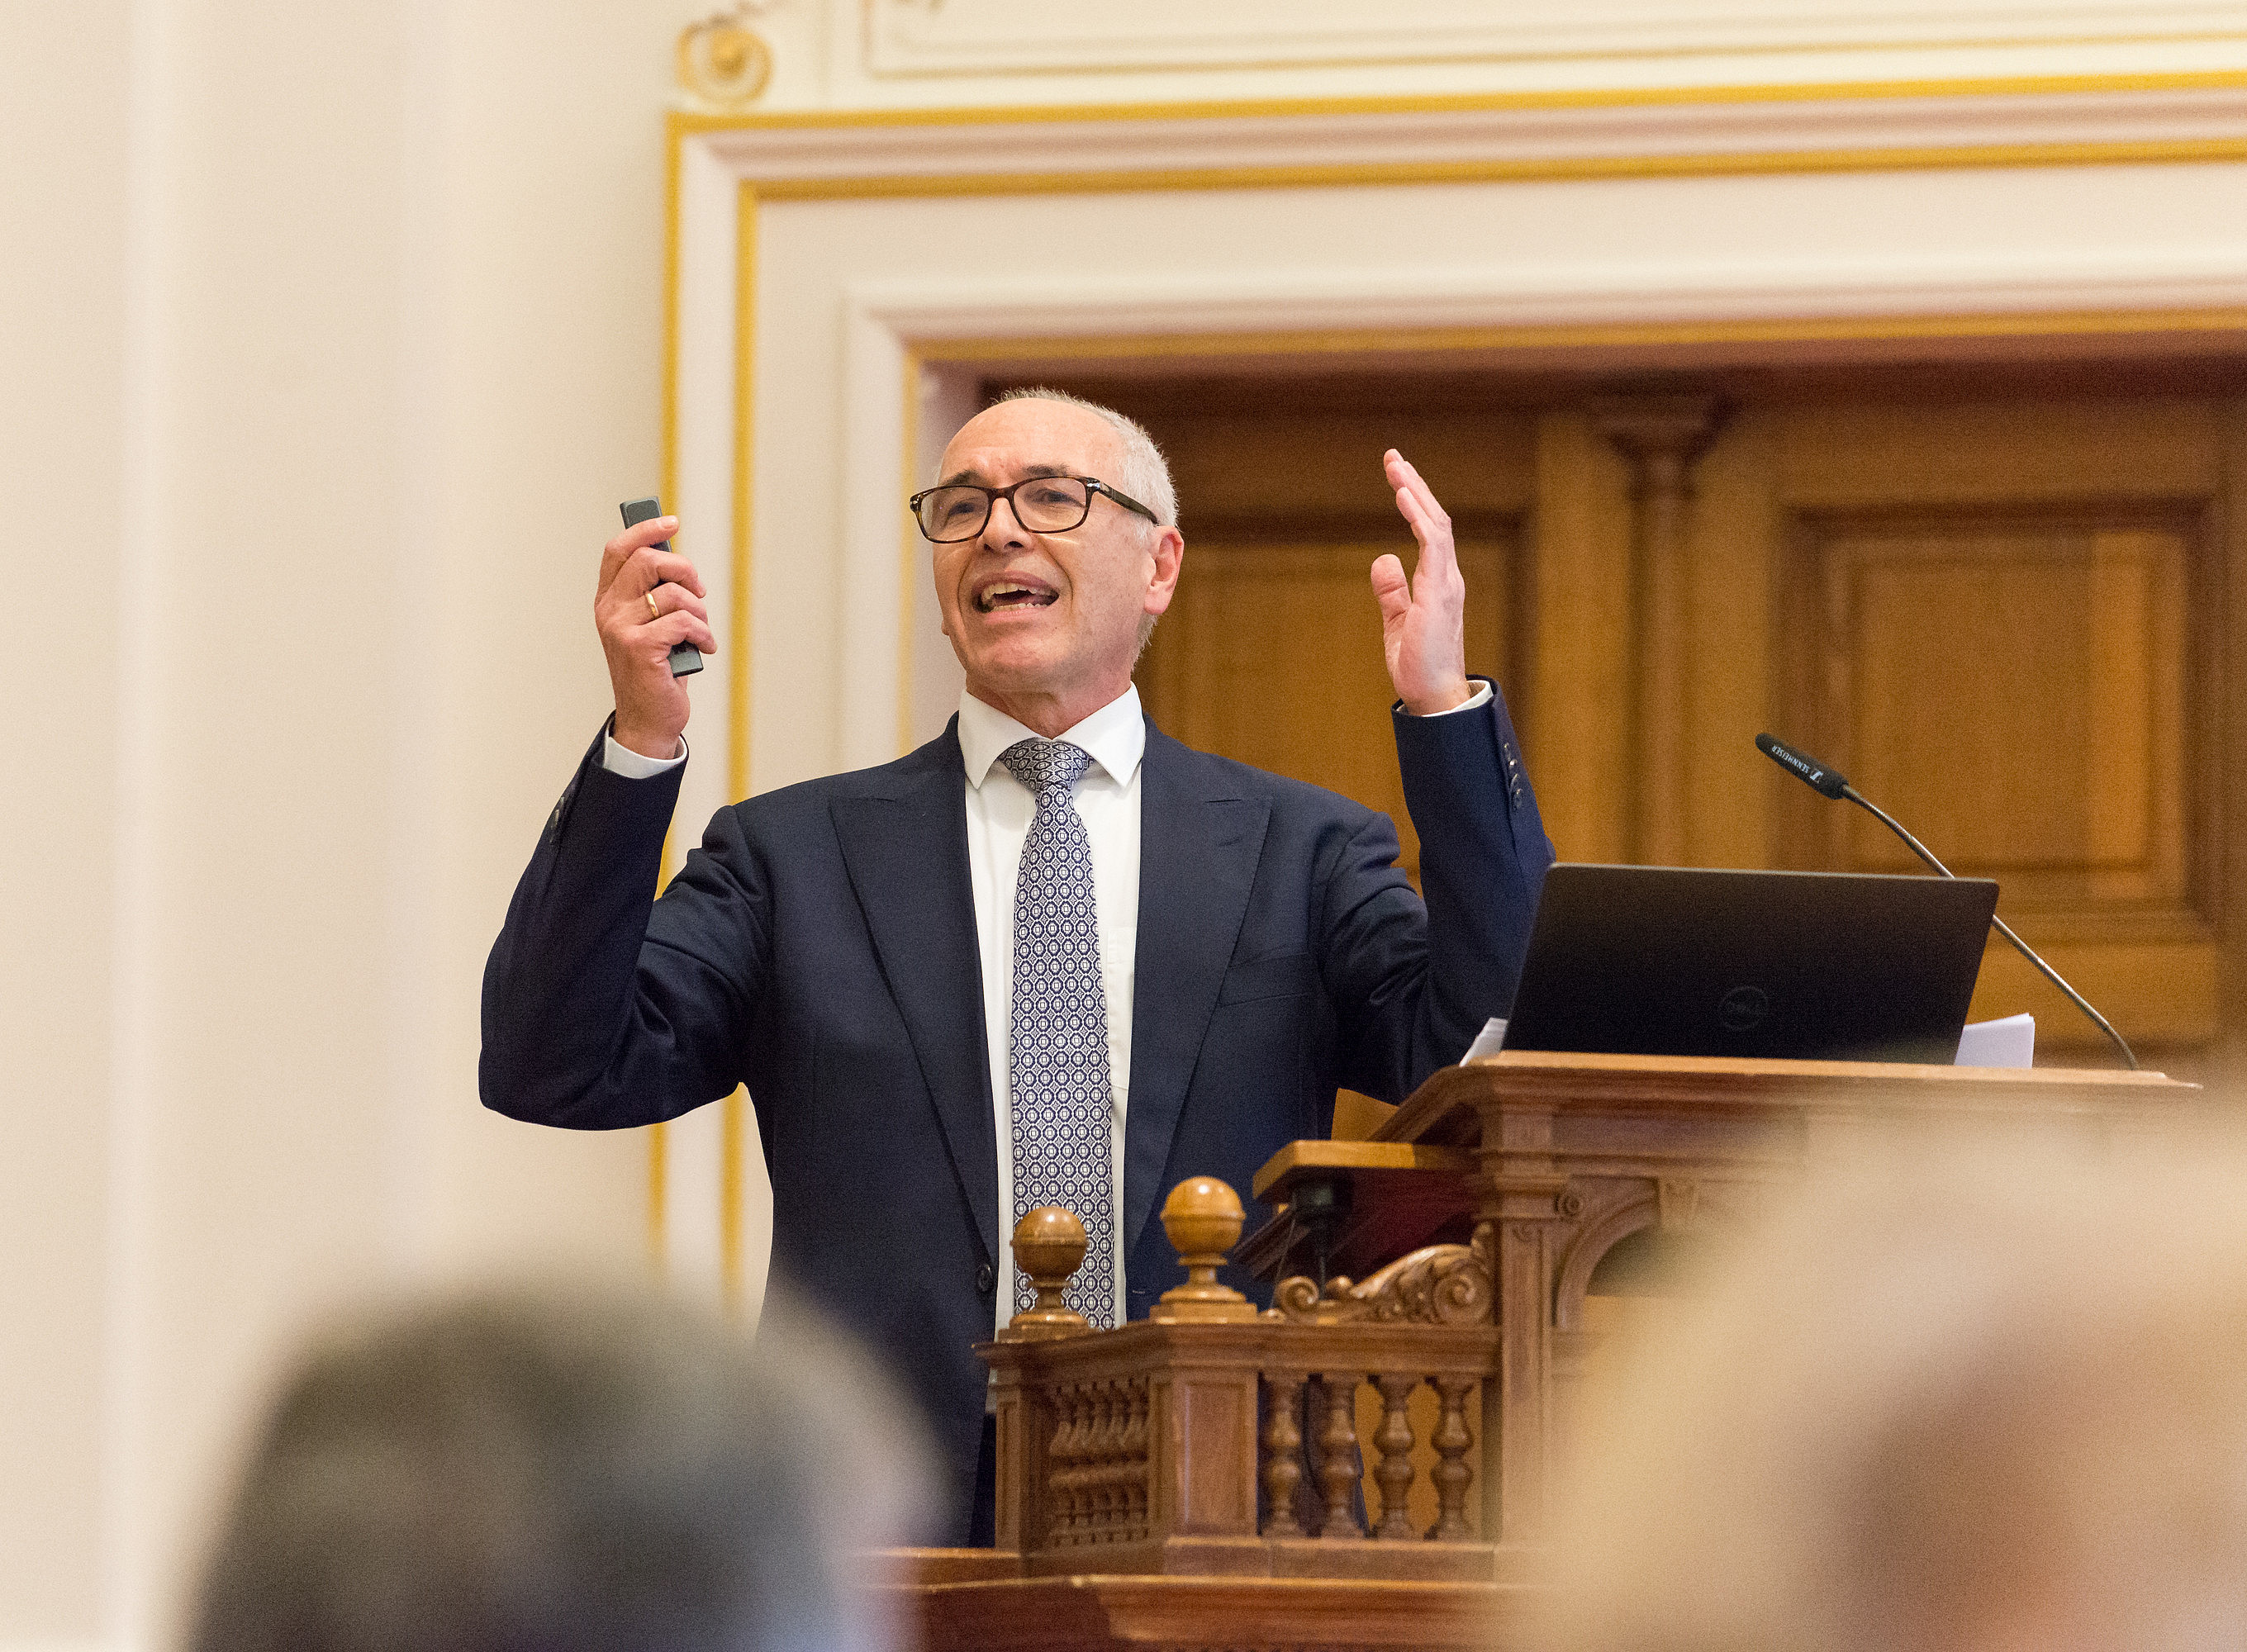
top-left (976, 1264), bottom-right (995, 1296)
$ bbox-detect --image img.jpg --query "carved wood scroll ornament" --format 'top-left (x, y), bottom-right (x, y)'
top-left (1271, 1223), bottom-right (1494, 1325)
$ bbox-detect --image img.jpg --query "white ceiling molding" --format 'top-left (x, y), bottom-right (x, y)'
top-left (702, 83), bottom-right (2247, 187)
top-left (840, 249), bottom-right (2247, 343)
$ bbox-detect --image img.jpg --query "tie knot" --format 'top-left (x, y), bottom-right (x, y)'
top-left (999, 738), bottom-right (1095, 798)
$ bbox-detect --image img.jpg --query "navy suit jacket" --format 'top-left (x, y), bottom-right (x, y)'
top-left (481, 687), bottom-right (1551, 1540)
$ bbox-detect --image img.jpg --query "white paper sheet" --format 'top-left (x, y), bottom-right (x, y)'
top-left (1461, 1017), bottom-right (1509, 1063)
top-left (1955, 1012), bottom-right (2035, 1068)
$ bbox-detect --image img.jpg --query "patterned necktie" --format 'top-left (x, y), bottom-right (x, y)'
top-left (999, 738), bottom-right (1115, 1329)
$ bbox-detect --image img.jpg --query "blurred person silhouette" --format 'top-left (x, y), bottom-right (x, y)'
top-left (1543, 1122), bottom-right (2247, 1652)
top-left (190, 1283), bottom-right (932, 1652)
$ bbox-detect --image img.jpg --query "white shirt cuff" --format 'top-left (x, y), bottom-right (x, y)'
top-left (1413, 681), bottom-right (1493, 718)
top-left (602, 730), bottom-right (687, 778)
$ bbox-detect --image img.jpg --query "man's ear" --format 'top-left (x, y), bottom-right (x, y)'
top-left (1143, 525), bottom-right (1185, 617)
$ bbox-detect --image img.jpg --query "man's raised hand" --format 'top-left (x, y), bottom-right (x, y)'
top-left (1370, 449), bottom-right (1473, 716)
top-left (596, 515), bottom-right (717, 759)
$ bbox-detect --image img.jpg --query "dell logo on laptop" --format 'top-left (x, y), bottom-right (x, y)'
top-left (1717, 985), bottom-right (1771, 1032)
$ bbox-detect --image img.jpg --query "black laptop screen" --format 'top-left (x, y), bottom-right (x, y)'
top-left (1501, 864), bottom-right (1999, 1065)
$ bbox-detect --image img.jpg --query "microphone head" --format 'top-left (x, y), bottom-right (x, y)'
top-left (1756, 732), bottom-right (1850, 800)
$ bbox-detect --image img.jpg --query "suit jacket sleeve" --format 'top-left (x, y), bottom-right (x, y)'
top-left (480, 728), bottom-right (763, 1129)
top-left (1319, 677), bottom-right (1554, 1101)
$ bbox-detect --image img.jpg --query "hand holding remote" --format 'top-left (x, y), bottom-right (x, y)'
top-left (620, 497), bottom-right (705, 680)
top-left (597, 499), bottom-right (716, 760)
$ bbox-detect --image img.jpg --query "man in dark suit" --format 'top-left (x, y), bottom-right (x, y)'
top-left (482, 391), bottom-right (1552, 1541)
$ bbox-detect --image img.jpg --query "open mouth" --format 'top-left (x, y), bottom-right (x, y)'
top-left (976, 581), bottom-right (1058, 613)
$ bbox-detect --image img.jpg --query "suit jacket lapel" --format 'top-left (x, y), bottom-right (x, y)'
top-left (829, 727), bottom-right (1000, 1269)
top-left (1125, 726), bottom-right (1271, 1260)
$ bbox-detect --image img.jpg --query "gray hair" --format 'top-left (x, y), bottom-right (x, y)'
top-left (190, 1284), bottom-right (932, 1652)
top-left (993, 386), bottom-right (1178, 530)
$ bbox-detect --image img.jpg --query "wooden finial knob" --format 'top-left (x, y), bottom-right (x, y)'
top-left (1152, 1176), bottom-right (1257, 1323)
top-left (1000, 1206), bottom-right (1092, 1341)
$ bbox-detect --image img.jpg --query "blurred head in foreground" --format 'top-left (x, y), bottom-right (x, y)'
top-left (191, 1284), bottom-right (931, 1652)
top-left (1544, 1123), bottom-right (2247, 1652)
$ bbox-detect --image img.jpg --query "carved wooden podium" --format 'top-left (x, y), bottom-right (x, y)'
top-left (883, 1051), bottom-right (2190, 1652)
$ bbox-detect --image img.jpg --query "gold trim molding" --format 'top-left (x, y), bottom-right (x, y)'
top-left (672, 67), bottom-right (2247, 134)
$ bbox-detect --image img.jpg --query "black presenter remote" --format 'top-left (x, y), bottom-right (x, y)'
top-left (620, 496), bottom-right (705, 677)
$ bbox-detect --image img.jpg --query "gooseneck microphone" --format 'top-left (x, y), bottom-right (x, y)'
top-left (1756, 733), bottom-right (2137, 1070)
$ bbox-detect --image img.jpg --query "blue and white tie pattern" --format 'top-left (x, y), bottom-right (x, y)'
top-left (1000, 738), bottom-right (1115, 1328)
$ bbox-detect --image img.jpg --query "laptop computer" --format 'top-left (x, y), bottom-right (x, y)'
top-left (1501, 863), bottom-right (2000, 1065)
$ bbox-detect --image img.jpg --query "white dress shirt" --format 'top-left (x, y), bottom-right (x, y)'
top-left (599, 677), bottom-right (1492, 1339)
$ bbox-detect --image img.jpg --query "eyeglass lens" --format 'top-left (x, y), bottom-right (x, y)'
top-left (918, 477), bottom-right (1092, 541)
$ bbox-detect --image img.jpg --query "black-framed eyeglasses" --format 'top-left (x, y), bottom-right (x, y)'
top-left (908, 474), bottom-right (1159, 543)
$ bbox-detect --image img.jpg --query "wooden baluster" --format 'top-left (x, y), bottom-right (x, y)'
top-left (1076, 1384), bottom-right (1097, 1543)
top-left (1092, 1381), bottom-right (1118, 1539)
top-left (1123, 1380), bottom-right (1149, 1539)
top-left (1050, 1385), bottom-right (1081, 1546)
top-left (1076, 1382), bottom-right (1097, 1542)
top-left (1077, 1384), bottom-right (1096, 1547)
top-left (1261, 1373), bottom-right (1305, 1536)
top-left (1429, 1375), bottom-right (1475, 1540)
top-left (1317, 1373), bottom-right (1362, 1539)
top-left (1371, 1374), bottom-right (1418, 1539)
top-left (1045, 1388), bottom-right (1066, 1546)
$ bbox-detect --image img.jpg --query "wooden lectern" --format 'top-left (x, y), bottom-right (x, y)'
top-left (884, 1051), bottom-right (2190, 1652)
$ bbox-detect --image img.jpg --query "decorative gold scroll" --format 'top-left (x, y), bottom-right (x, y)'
top-left (677, 7), bottom-right (774, 108)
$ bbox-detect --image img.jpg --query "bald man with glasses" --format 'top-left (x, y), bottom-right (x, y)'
top-left (482, 388), bottom-right (1553, 1542)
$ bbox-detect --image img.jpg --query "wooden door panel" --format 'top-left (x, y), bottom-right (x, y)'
top-left (1525, 411), bottom-right (1637, 865)
top-left (1770, 398), bottom-right (2224, 1051)
top-left (1795, 517), bottom-right (2193, 909)
top-left (1969, 935), bottom-right (2217, 1045)
top-left (1779, 399), bottom-right (2222, 506)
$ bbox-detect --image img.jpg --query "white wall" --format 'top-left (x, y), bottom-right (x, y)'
top-left (2, 7), bottom-right (132, 1640)
top-left (6, 2), bottom-right (2246, 1648)
top-left (2, 2), bottom-right (693, 1645)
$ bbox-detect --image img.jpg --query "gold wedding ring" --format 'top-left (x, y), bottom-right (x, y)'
top-left (646, 589), bottom-right (661, 620)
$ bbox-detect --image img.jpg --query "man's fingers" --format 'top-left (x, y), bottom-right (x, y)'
top-left (642, 582), bottom-right (711, 626)
top-left (1384, 449), bottom-right (1461, 594)
top-left (598, 516), bottom-right (679, 593)
top-left (616, 609), bottom-right (719, 659)
top-left (1384, 449), bottom-right (1448, 525)
top-left (650, 610), bottom-right (719, 656)
top-left (1369, 553), bottom-right (1411, 624)
top-left (607, 580), bottom-right (716, 653)
top-left (623, 546), bottom-right (706, 601)
top-left (1385, 451), bottom-right (1450, 539)
top-left (1393, 485), bottom-right (1437, 549)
